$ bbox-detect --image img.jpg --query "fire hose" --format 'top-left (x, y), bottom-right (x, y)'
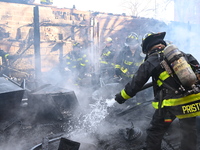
top-left (116, 82), bottom-right (153, 117)
top-left (30, 133), bottom-right (64, 150)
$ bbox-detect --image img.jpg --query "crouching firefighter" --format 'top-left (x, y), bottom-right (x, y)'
top-left (115, 31), bottom-right (200, 150)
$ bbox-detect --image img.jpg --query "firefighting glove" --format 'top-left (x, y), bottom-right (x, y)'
top-left (115, 93), bottom-right (126, 104)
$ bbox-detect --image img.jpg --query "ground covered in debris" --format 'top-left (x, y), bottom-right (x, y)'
top-left (0, 80), bottom-right (200, 150)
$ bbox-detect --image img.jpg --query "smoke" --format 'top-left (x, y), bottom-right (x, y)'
top-left (0, 137), bottom-right (25, 150)
top-left (164, 22), bottom-right (200, 62)
top-left (2, 26), bottom-right (199, 150)
top-left (2, 8), bottom-right (200, 150)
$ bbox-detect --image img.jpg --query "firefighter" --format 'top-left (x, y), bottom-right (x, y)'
top-left (99, 37), bottom-right (116, 82)
top-left (65, 42), bottom-right (89, 86)
top-left (115, 32), bottom-right (200, 150)
top-left (115, 32), bottom-right (144, 86)
top-left (0, 49), bottom-right (16, 76)
top-left (115, 32), bottom-right (146, 104)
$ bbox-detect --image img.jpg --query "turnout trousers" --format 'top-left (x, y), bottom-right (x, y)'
top-left (146, 108), bottom-right (197, 150)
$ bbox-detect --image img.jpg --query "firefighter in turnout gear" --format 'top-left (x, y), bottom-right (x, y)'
top-left (115, 32), bottom-right (146, 104)
top-left (65, 42), bottom-right (89, 86)
top-left (115, 32), bottom-right (200, 150)
top-left (99, 37), bottom-right (116, 82)
top-left (0, 49), bottom-right (17, 76)
top-left (115, 32), bottom-right (144, 85)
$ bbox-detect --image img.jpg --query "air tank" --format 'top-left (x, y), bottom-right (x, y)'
top-left (163, 44), bottom-right (197, 88)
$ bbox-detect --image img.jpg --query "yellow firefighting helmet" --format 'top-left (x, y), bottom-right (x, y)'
top-left (105, 37), bottom-right (113, 44)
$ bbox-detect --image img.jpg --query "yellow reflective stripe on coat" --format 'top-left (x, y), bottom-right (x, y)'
top-left (80, 63), bottom-right (86, 66)
top-left (157, 71), bottom-right (170, 86)
top-left (124, 60), bottom-right (133, 65)
top-left (120, 67), bottom-right (128, 73)
top-left (4, 54), bottom-right (9, 59)
top-left (135, 62), bottom-right (142, 66)
top-left (77, 58), bottom-right (82, 61)
top-left (152, 93), bottom-right (200, 109)
top-left (115, 64), bottom-right (121, 69)
top-left (175, 100), bottom-right (200, 119)
top-left (100, 61), bottom-right (108, 64)
top-left (176, 111), bottom-right (200, 119)
top-left (122, 73), bottom-right (134, 78)
top-left (121, 89), bottom-right (131, 100)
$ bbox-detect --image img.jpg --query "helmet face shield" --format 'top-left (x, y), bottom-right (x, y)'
top-left (141, 32), bottom-right (166, 54)
top-left (127, 40), bottom-right (138, 46)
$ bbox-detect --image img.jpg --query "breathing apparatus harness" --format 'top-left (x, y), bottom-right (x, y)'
top-left (146, 47), bottom-right (180, 95)
top-left (147, 44), bottom-right (200, 116)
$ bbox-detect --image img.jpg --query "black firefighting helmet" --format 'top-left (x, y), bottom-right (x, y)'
top-left (125, 32), bottom-right (139, 46)
top-left (141, 32), bottom-right (167, 54)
